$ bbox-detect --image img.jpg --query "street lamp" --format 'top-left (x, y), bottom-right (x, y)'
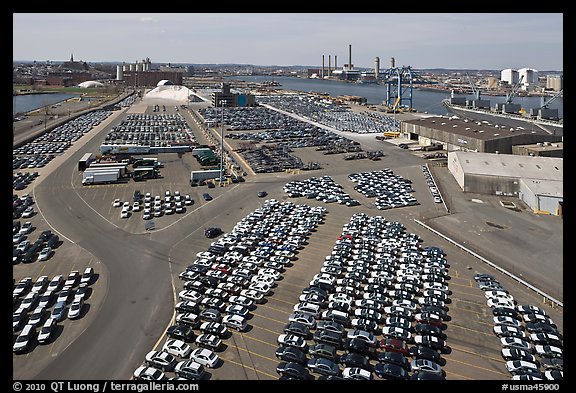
top-left (219, 99), bottom-right (227, 185)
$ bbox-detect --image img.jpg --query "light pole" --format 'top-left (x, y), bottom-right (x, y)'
top-left (219, 99), bottom-right (227, 185)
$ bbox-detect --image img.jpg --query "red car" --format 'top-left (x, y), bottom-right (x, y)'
top-left (379, 338), bottom-right (410, 355)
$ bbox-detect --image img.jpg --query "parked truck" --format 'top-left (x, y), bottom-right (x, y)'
top-left (82, 169), bottom-right (120, 185)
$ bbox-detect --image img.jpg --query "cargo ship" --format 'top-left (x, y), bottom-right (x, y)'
top-left (442, 95), bottom-right (563, 136)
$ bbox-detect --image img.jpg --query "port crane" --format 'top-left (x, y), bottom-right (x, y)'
top-left (505, 75), bottom-right (524, 104)
top-left (539, 89), bottom-right (563, 109)
top-left (465, 72), bottom-right (481, 100)
top-left (382, 65), bottom-right (415, 110)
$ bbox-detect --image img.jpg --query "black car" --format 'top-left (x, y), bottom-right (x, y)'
top-left (301, 286), bottom-right (328, 298)
top-left (378, 351), bottom-right (411, 370)
top-left (38, 230), bottom-right (52, 241)
top-left (307, 357), bottom-right (341, 377)
top-left (313, 329), bottom-right (343, 349)
top-left (524, 322), bottom-right (562, 337)
top-left (204, 227), bottom-right (222, 238)
top-left (276, 361), bottom-right (311, 380)
top-left (167, 324), bottom-right (195, 342)
top-left (413, 323), bottom-right (448, 340)
top-left (200, 308), bottom-right (221, 322)
top-left (409, 345), bottom-right (442, 363)
top-left (284, 322), bottom-right (311, 339)
top-left (46, 234), bottom-right (60, 248)
top-left (308, 343), bottom-right (338, 361)
top-left (339, 351), bottom-right (371, 370)
top-left (540, 358), bottom-right (563, 371)
top-left (275, 346), bottom-right (308, 365)
top-left (202, 193), bottom-right (213, 201)
top-left (492, 307), bottom-right (520, 320)
top-left (257, 191), bottom-right (268, 198)
top-left (374, 362), bottom-right (409, 380)
top-left (343, 338), bottom-right (377, 359)
top-left (352, 318), bottom-right (379, 334)
top-left (316, 320), bottom-right (345, 336)
top-left (410, 371), bottom-right (446, 380)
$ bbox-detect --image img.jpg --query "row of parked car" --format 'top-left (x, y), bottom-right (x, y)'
top-left (421, 165), bottom-right (443, 204)
top-left (283, 176), bottom-right (360, 207)
top-left (348, 169), bottom-right (419, 210)
top-left (474, 274), bottom-right (563, 380)
top-left (132, 199), bottom-right (328, 380)
top-left (113, 190), bottom-right (195, 220)
top-left (13, 110), bottom-right (112, 183)
top-left (13, 267), bottom-right (95, 354)
top-left (275, 212), bottom-right (451, 380)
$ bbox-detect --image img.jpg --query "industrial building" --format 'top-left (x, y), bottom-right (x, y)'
top-left (400, 116), bottom-right (562, 154)
top-left (211, 83), bottom-right (255, 108)
top-left (512, 142), bottom-right (563, 158)
top-left (447, 150), bottom-right (563, 215)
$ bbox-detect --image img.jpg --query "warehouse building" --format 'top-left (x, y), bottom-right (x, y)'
top-left (400, 116), bottom-right (562, 154)
top-left (447, 151), bottom-right (563, 215)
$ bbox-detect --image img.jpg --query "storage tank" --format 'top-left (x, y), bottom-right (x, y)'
top-left (116, 65), bottom-right (124, 81)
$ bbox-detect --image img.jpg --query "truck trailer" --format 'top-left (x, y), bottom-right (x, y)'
top-left (82, 169), bottom-right (120, 185)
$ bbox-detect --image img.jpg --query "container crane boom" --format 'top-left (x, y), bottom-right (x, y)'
top-left (505, 75), bottom-right (524, 104)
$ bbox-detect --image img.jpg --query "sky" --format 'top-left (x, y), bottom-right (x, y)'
top-left (13, 13), bottom-right (564, 70)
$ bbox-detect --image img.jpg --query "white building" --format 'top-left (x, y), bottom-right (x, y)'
top-left (518, 68), bottom-right (539, 90)
top-left (500, 68), bottom-right (519, 85)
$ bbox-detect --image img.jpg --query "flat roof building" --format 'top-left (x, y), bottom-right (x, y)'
top-left (401, 116), bottom-right (562, 154)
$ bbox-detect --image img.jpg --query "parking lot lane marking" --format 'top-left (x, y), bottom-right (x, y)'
top-left (448, 323), bottom-right (494, 336)
top-left (220, 357), bottom-right (278, 380)
top-left (249, 323), bottom-right (286, 336)
top-left (443, 370), bottom-right (474, 380)
top-left (227, 342), bottom-right (279, 364)
top-left (446, 357), bottom-right (509, 377)
top-left (249, 312), bottom-right (287, 326)
top-left (449, 344), bottom-right (506, 364)
top-left (265, 296), bottom-right (299, 306)
top-left (240, 334), bottom-right (280, 348)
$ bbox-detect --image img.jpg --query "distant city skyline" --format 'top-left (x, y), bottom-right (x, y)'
top-left (13, 13), bottom-right (563, 71)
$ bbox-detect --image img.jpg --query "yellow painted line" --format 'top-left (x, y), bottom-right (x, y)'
top-left (241, 333), bottom-right (281, 348)
top-left (449, 344), bottom-right (506, 363)
top-left (226, 341), bottom-right (279, 364)
top-left (249, 323), bottom-right (284, 336)
top-left (250, 312), bottom-right (286, 326)
top-left (444, 370), bottom-right (474, 380)
top-left (448, 323), bottom-right (493, 336)
top-left (447, 357), bottom-right (509, 377)
top-left (218, 357), bottom-right (278, 379)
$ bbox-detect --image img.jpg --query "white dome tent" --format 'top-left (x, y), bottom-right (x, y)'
top-left (78, 80), bottom-right (106, 88)
top-left (144, 84), bottom-right (193, 104)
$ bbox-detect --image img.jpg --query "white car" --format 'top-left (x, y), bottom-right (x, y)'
top-left (113, 198), bottom-right (121, 207)
top-left (228, 295), bottom-right (254, 309)
top-left (493, 325), bottom-right (527, 339)
top-left (506, 360), bottom-right (540, 375)
top-left (65, 271), bottom-right (80, 287)
top-left (178, 290), bottom-right (203, 303)
top-left (248, 281), bottom-right (272, 295)
top-left (277, 334), bottom-right (307, 350)
top-left (189, 348), bottom-right (219, 368)
top-left (487, 298), bottom-right (516, 309)
top-left (494, 315), bottom-right (523, 328)
top-left (68, 296), bottom-right (84, 319)
top-left (37, 317), bottom-right (57, 344)
top-left (38, 246), bottom-right (53, 261)
top-left (19, 221), bottom-right (33, 235)
top-left (534, 344), bottom-right (562, 358)
top-left (501, 337), bottom-right (533, 352)
top-left (222, 314), bottom-right (248, 331)
top-left (21, 207), bottom-right (35, 218)
top-left (342, 367), bottom-right (372, 380)
top-left (133, 366), bottom-right (166, 381)
top-left (132, 201), bottom-right (141, 211)
top-left (163, 338), bottom-right (192, 358)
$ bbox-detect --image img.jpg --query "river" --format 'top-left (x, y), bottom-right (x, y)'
top-left (13, 93), bottom-right (79, 116)
top-left (226, 75), bottom-right (563, 119)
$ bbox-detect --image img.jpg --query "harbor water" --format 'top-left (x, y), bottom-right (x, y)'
top-left (227, 75), bottom-right (563, 119)
top-left (13, 93), bottom-right (79, 116)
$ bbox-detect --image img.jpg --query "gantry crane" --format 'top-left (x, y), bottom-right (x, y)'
top-left (505, 75), bottom-right (524, 104)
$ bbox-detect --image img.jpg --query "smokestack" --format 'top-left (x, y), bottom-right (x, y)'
top-left (335, 55), bottom-right (337, 70)
top-left (391, 57), bottom-right (395, 68)
top-left (349, 44), bottom-right (352, 69)
top-left (322, 55), bottom-right (325, 78)
top-left (374, 57), bottom-right (380, 79)
top-left (328, 55), bottom-right (331, 77)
